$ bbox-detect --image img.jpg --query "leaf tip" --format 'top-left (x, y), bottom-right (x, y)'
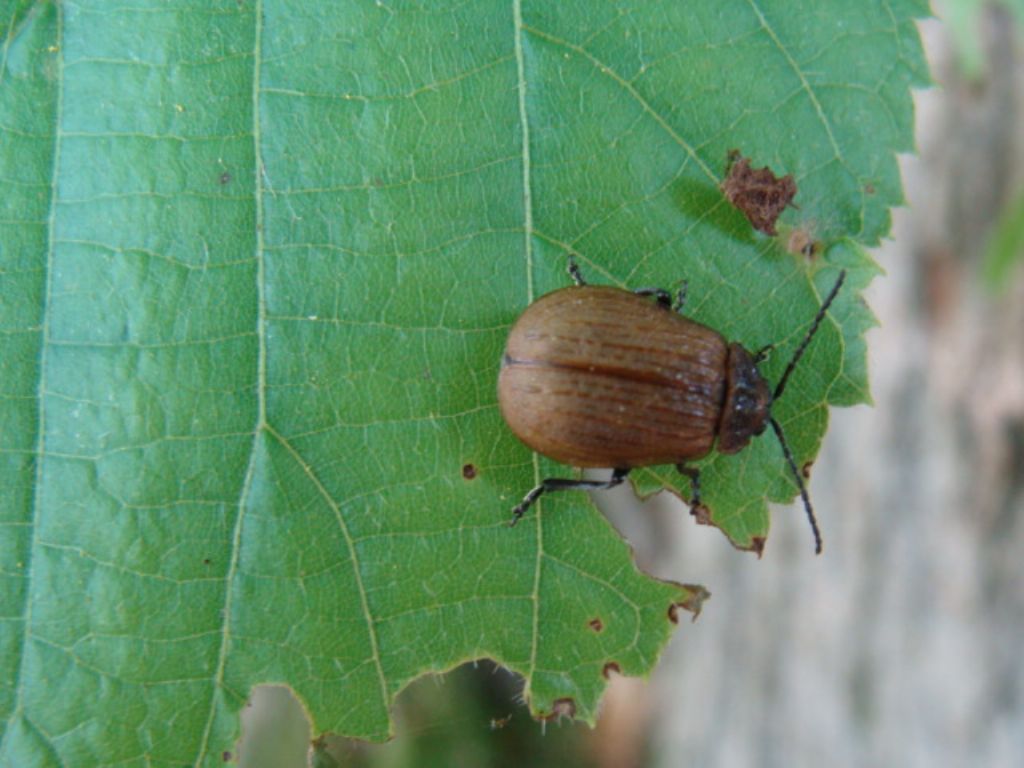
top-left (750, 536), bottom-right (766, 558)
top-left (668, 584), bottom-right (711, 624)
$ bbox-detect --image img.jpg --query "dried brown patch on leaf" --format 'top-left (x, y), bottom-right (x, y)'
top-left (721, 150), bottom-right (797, 235)
top-left (588, 617), bottom-right (604, 633)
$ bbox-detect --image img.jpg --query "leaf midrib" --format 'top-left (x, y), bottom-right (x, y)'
top-left (0, 2), bottom-right (62, 758)
top-left (511, 0), bottom-right (546, 705)
top-left (192, 2), bottom-right (393, 758)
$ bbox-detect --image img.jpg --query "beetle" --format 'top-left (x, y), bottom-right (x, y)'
top-left (498, 262), bottom-right (847, 554)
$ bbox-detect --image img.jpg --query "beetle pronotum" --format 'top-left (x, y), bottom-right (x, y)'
top-left (498, 264), bottom-right (847, 554)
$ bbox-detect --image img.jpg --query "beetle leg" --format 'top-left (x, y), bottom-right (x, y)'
top-left (567, 257), bottom-right (587, 286)
top-left (753, 344), bottom-right (774, 364)
top-left (635, 283), bottom-right (688, 313)
top-left (509, 467), bottom-right (631, 526)
top-left (673, 281), bottom-right (688, 313)
top-left (675, 464), bottom-right (703, 513)
top-left (633, 287), bottom-right (673, 309)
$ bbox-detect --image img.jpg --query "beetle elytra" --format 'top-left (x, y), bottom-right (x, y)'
top-left (498, 264), bottom-right (847, 554)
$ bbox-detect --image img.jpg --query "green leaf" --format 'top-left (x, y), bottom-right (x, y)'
top-left (1, 0), bottom-right (925, 762)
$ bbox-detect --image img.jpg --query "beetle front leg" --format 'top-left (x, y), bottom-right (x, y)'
top-left (567, 256), bottom-right (587, 286)
top-left (509, 467), bottom-right (631, 527)
top-left (675, 464), bottom-right (705, 516)
top-left (753, 343), bottom-right (774, 364)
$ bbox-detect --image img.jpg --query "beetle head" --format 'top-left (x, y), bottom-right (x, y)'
top-left (717, 344), bottom-right (771, 454)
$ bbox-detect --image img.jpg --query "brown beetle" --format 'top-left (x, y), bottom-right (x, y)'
top-left (498, 264), bottom-right (846, 553)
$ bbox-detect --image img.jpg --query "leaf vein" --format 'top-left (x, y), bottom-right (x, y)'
top-left (522, 23), bottom-right (719, 187)
top-left (745, 0), bottom-right (865, 232)
top-left (267, 426), bottom-right (390, 721)
top-left (196, 2), bottom-right (270, 761)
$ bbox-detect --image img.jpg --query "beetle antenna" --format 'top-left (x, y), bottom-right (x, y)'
top-left (769, 417), bottom-right (823, 554)
top-left (772, 270), bottom-right (847, 402)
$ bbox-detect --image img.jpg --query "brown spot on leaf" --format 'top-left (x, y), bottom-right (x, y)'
top-left (588, 617), bottom-right (604, 633)
top-left (787, 227), bottom-right (820, 260)
top-left (203, 558), bottom-right (211, 566)
top-left (219, 171), bottom-right (232, 185)
top-left (602, 661), bottom-right (621, 679)
top-left (721, 150), bottom-right (797, 235)
top-left (538, 697), bottom-right (576, 722)
top-left (864, 182), bottom-right (876, 195)
top-left (801, 460), bottom-right (813, 479)
top-left (222, 751), bottom-right (232, 762)
top-left (462, 463), bottom-right (477, 480)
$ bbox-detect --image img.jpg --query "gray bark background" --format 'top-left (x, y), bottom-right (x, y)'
top-left (590, 10), bottom-right (1024, 768)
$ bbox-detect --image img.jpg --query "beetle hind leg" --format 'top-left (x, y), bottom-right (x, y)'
top-left (509, 467), bottom-right (631, 526)
top-left (635, 282), bottom-right (688, 313)
top-left (673, 280), bottom-right (688, 313)
top-left (633, 287), bottom-right (673, 309)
